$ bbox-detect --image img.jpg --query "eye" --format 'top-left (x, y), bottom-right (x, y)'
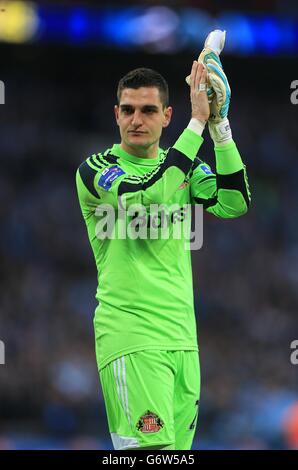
top-left (120, 107), bottom-right (134, 115)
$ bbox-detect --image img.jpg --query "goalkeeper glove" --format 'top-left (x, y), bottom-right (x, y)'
top-left (207, 55), bottom-right (232, 144)
top-left (186, 30), bottom-right (232, 145)
top-left (185, 29), bottom-right (227, 107)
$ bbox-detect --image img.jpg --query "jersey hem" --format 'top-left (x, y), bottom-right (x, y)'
top-left (123, 441), bottom-right (176, 450)
top-left (98, 344), bottom-right (199, 371)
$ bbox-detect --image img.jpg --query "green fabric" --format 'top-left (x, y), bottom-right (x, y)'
top-left (76, 131), bottom-right (250, 370)
top-left (173, 128), bottom-right (204, 160)
top-left (190, 152), bottom-right (251, 218)
top-left (99, 350), bottom-right (200, 450)
top-left (214, 139), bottom-right (244, 175)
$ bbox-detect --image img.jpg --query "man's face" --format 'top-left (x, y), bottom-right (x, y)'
top-left (114, 87), bottom-right (172, 151)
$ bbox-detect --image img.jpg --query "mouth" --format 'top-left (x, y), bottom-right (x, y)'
top-left (128, 131), bottom-right (147, 135)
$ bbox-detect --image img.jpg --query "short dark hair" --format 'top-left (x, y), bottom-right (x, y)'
top-left (117, 67), bottom-right (169, 109)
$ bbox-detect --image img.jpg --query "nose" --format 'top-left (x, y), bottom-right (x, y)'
top-left (131, 110), bottom-right (143, 127)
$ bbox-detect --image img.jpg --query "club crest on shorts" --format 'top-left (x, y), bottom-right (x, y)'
top-left (136, 410), bottom-right (164, 433)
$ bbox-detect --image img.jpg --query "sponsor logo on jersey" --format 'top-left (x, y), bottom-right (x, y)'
top-left (200, 164), bottom-right (212, 175)
top-left (136, 410), bottom-right (164, 433)
top-left (98, 165), bottom-right (125, 190)
top-left (129, 205), bottom-right (188, 230)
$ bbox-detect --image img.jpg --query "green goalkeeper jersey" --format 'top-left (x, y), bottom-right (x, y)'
top-left (76, 128), bottom-right (250, 370)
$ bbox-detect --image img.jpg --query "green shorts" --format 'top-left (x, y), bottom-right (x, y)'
top-left (99, 349), bottom-right (200, 450)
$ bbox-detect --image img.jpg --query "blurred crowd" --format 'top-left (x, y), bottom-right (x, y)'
top-left (0, 46), bottom-right (298, 450)
top-left (40, 0), bottom-right (298, 14)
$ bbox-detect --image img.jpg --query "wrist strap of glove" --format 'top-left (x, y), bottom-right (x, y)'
top-left (208, 117), bottom-right (232, 145)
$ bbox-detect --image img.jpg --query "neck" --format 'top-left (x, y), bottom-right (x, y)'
top-left (120, 140), bottom-right (159, 159)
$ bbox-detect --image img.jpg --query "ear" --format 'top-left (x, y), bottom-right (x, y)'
top-left (114, 105), bottom-right (120, 126)
top-left (162, 106), bottom-right (173, 128)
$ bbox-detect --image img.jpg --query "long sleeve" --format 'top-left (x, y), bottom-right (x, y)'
top-left (190, 140), bottom-right (251, 218)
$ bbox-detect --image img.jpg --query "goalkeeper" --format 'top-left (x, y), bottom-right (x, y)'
top-left (76, 51), bottom-right (250, 450)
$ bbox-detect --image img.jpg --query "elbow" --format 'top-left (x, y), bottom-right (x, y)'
top-left (220, 204), bottom-right (249, 219)
top-left (236, 193), bottom-right (251, 217)
top-left (218, 190), bottom-right (251, 218)
top-left (230, 203), bottom-right (249, 218)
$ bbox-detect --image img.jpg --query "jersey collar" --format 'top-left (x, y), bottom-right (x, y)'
top-left (110, 144), bottom-right (163, 166)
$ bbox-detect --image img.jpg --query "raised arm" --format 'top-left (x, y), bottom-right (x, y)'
top-left (188, 40), bottom-right (251, 217)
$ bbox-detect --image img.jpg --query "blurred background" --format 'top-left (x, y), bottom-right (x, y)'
top-left (0, 0), bottom-right (298, 450)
